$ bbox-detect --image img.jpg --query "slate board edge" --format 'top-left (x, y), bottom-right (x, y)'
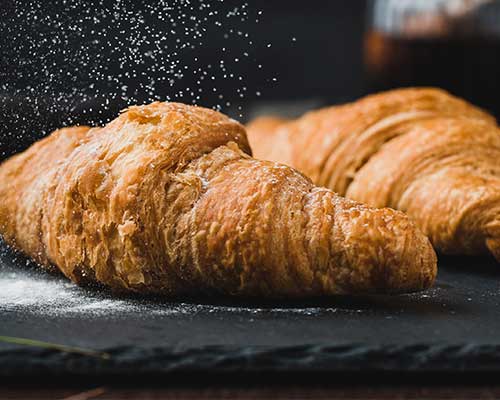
top-left (1, 343), bottom-right (500, 377)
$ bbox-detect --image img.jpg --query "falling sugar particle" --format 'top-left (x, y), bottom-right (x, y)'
top-left (1, 0), bottom-right (277, 142)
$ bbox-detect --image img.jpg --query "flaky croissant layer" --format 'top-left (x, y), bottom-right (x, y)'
top-left (0, 102), bottom-right (436, 296)
top-left (247, 88), bottom-right (500, 262)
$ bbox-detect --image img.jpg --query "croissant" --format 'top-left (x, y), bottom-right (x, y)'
top-left (247, 88), bottom-right (500, 262)
top-left (0, 102), bottom-right (436, 296)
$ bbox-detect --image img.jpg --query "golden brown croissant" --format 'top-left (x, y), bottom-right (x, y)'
top-left (0, 102), bottom-right (437, 296)
top-left (247, 88), bottom-right (500, 262)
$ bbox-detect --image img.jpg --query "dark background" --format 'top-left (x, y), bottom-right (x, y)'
top-left (2, 0), bottom-right (500, 161)
top-left (0, 0), bottom-right (367, 160)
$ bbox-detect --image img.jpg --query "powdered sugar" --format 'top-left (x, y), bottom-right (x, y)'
top-left (0, 269), bottom-right (149, 316)
top-left (0, 237), bottom-right (363, 318)
top-left (0, 260), bottom-right (355, 319)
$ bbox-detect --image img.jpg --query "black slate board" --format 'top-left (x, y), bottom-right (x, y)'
top-left (1, 240), bottom-right (500, 377)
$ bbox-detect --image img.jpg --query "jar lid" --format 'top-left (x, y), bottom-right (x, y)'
top-left (370, 0), bottom-right (500, 38)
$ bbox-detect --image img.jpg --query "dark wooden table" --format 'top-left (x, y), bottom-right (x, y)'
top-left (3, 385), bottom-right (500, 399)
top-left (3, 375), bottom-right (500, 400)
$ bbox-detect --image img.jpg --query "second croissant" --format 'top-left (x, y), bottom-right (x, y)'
top-left (247, 88), bottom-right (500, 262)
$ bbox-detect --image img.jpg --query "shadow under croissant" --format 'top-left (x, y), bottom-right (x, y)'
top-left (0, 236), bottom-right (476, 317)
top-left (437, 254), bottom-right (499, 277)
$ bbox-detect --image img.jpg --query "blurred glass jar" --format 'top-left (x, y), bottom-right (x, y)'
top-left (365, 0), bottom-right (500, 117)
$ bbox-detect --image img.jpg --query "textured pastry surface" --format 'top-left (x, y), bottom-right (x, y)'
top-left (0, 102), bottom-right (436, 296)
top-left (247, 88), bottom-right (500, 261)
